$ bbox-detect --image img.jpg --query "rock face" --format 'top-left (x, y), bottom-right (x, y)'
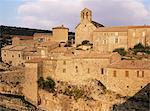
top-left (38, 80), bottom-right (126, 111)
top-left (112, 83), bottom-right (150, 111)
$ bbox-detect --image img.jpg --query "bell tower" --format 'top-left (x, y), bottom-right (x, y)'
top-left (80, 8), bottom-right (92, 23)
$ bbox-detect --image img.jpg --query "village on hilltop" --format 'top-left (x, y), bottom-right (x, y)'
top-left (0, 8), bottom-right (150, 111)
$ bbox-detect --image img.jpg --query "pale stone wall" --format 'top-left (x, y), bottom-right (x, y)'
top-left (33, 33), bottom-right (51, 43)
top-left (49, 58), bottom-right (110, 85)
top-left (1, 48), bottom-right (25, 66)
top-left (75, 23), bottom-right (96, 45)
top-left (93, 31), bottom-right (128, 53)
top-left (12, 37), bottom-right (34, 46)
top-left (101, 68), bottom-right (150, 96)
top-left (127, 28), bottom-right (149, 48)
top-left (23, 62), bottom-right (39, 105)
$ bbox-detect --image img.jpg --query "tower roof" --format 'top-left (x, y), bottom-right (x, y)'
top-left (81, 8), bottom-right (92, 12)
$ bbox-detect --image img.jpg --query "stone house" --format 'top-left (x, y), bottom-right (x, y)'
top-left (1, 45), bottom-right (27, 66)
top-left (93, 26), bottom-right (150, 53)
top-left (101, 60), bottom-right (150, 96)
top-left (12, 35), bottom-right (34, 46)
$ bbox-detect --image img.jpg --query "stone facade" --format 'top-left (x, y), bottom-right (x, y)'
top-left (1, 8), bottom-right (150, 110)
top-left (101, 60), bottom-right (150, 96)
top-left (75, 8), bottom-right (104, 45)
top-left (1, 45), bottom-right (27, 66)
top-left (93, 26), bottom-right (150, 53)
top-left (12, 36), bottom-right (34, 46)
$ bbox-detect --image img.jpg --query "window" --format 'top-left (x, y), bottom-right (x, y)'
top-left (113, 70), bottom-right (117, 77)
top-left (88, 68), bottom-right (90, 73)
top-left (142, 71), bottom-right (144, 77)
top-left (115, 38), bottom-right (119, 44)
top-left (28, 57), bottom-right (30, 60)
top-left (127, 86), bottom-right (129, 88)
top-left (12, 55), bottom-right (14, 58)
top-left (86, 12), bottom-right (88, 18)
top-left (83, 12), bottom-right (84, 19)
top-left (63, 69), bottom-right (66, 73)
top-left (137, 71), bottom-right (139, 77)
top-left (101, 68), bottom-right (104, 74)
top-left (63, 61), bottom-right (66, 65)
top-left (125, 71), bottom-right (129, 77)
top-left (4, 54), bottom-right (6, 56)
top-left (75, 66), bottom-right (78, 73)
top-left (18, 54), bottom-right (21, 58)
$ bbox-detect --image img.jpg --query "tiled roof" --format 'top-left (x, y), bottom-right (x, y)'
top-left (13, 36), bottom-right (33, 40)
top-left (38, 41), bottom-right (59, 47)
top-left (95, 25), bottom-right (150, 32)
top-left (107, 60), bottom-right (150, 69)
top-left (91, 21), bottom-right (104, 28)
top-left (95, 26), bottom-right (128, 32)
top-left (9, 45), bottom-right (27, 51)
top-left (52, 25), bottom-right (69, 30)
top-left (25, 58), bottom-right (43, 63)
top-left (1, 45), bottom-right (15, 50)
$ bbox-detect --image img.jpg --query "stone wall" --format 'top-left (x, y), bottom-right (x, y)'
top-left (93, 31), bottom-right (128, 53)
top-left (101, 68), bottom-right (150, 96)
top-left (75, 22), bottom-right (96, 45)
top-left (23, 62), bottom-right (40, 105)
top-left (127, 28), bottom-right (149, 48)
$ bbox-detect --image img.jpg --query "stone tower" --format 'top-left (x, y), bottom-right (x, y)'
top-left (52, 25), bottom-right (69, 43)
top-left (80, 8), bottom-right (92, 23)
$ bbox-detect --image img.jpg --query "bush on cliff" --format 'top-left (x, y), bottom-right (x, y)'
top-left (37, 76), bottom-right (55, 92)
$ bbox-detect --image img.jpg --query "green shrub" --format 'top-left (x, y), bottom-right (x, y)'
top-left (82, 40), bottom-right (90, 45)
top-left (133, 43), bottom-right (144, 49)
top-left (37, 76), bottom-right (55, 92)
top-left (113, 48), bottom-right (127, 56)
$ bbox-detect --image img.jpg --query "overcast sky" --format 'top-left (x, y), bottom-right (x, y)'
top-left (0, 0), bottom-right (150, 31)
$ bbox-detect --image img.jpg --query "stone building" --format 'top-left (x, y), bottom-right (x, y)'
top-left (101, 60), bottom-right (150, 96)
top-left (75, 8), bottom-right (104, 45)
top-left (12, 35), bottom-right (34, 46)
top-left (93, 26), bottom-right (150, 53)
top-left (1, 8), bottom-right (150, 110)
top-left (51, 25), bottom-right (69, 43)
top-left (93, 26), bottom-right (128, 53)
top-left (1, 45), bottom-right (27, 66)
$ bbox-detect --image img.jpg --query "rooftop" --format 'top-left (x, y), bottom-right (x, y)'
top-left (52, 25), bottom-right (69, 30)
top-left (107, 60), bottom-right (150, 69)
top-left (95, 25), bottom-right (150, 32)
top-left (13, 36), bottom-right (33, 40)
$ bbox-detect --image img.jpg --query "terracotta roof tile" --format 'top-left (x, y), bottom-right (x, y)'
top-left (13, 36), bottom-right (33, 40)
top-left (91, 21), bottom-right (104, 28)
top-left (107, 60), bottom-right (150, 69)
